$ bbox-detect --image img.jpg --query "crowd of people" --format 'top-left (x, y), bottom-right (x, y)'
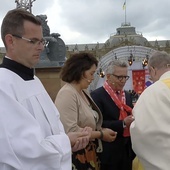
top-left (1, 8), bottom-right (170, 170)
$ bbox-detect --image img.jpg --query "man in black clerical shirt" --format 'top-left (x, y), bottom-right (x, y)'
top-left (0, 8), bottom-right (90, 170)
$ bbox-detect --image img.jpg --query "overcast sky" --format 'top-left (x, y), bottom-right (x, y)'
top-left (0, 0), bottom-right (170, 47)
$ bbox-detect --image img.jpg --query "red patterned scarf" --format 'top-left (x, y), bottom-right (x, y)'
top-left (103, 80), bottom-right (132, 137)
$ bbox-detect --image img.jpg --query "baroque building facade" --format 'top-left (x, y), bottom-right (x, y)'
top-left (66, 22), bottom-right (170, 60)
top-left (65, 22), bottom-right (170, 93)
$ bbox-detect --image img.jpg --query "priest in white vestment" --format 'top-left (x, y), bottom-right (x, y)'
top-left (0, 9), bottom-right (90, 170)
top-left (130, 51), bottom-right (170, 170)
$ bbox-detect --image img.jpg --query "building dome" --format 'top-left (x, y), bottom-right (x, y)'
top-left (106, 22), bottom-right (149, 47)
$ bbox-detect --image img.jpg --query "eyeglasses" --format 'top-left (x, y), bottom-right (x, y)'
top-left (12, 34), bottom-right (46, 46)
top-left (111, 74), bottom-right (130, 81)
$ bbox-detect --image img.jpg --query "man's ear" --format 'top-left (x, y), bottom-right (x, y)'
top-left (151, 67), bottom-right (156, 76)
top-left (5, 34), bottom-right (15, 48)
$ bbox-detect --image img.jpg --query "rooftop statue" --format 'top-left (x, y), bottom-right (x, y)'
top-left (36, 14), bottom-right (66, 67)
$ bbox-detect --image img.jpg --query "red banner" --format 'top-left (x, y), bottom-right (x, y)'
top-left (132, 70), bottom-right (145, 94)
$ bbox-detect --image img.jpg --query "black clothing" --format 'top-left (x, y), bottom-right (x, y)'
top-left (91, 86), bottom-right (135, 170)
top-left (0, 57), bottom-right (34, 80)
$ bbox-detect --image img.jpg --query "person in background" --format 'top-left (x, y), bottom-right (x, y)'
top-left (55, 53), bottom-right (117, 170)
top-left (130, 51), bottom-right (170, 170)
top-left (91, 60), bottom-right (135, 170)
top-left (0, 9), bottom-right (90, 170)
top-left (129, 90), bottom-right (139, 106)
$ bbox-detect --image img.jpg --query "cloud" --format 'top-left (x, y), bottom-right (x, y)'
top-left (1, 0), bottom-right (170, 47)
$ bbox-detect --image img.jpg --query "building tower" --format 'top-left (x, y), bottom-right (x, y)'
top-left (15, 0), bottom-right (36, 13)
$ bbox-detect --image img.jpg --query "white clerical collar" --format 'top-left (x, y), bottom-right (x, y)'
top-left (5, 56), bottom-right (12, 60)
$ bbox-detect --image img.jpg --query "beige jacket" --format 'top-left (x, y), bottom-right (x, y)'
top-left (55, 83), bottom-right (103, 133)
